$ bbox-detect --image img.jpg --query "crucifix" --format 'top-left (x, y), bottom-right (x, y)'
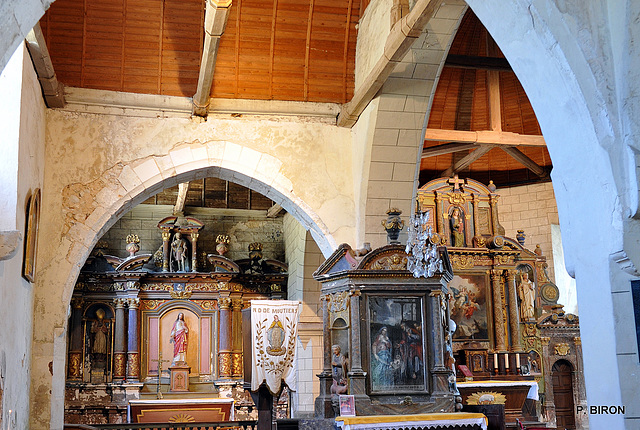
top-left (150, 352), bottom-right (170, 399)
top-left (448, 174), bottom-right (464, 192)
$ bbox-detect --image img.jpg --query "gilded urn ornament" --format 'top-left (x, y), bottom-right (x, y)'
top-left (381, 208), bottom-right (404, 244)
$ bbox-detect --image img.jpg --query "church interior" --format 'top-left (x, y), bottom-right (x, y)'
top-left (1, 0), bottom-right (640, 429)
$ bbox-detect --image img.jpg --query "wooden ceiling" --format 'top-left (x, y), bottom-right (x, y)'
top-left (421, 9), bottom-right (551, 188)
top-left (40, 0), bottom-right (360, 103)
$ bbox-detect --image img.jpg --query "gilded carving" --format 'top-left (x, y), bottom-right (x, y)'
top-left (574, 337), bottom-right (581, 345)
top-left (170, 290), bottom-right (192, 299)
top-left (127, 298), bottom-right (140, 309)
top-left (554, 343), bottom-right (571, 356)
top-left (113, 298), bottom-right (127, 308)
top-left (195, 300), bottom-right (218, 310)
top-left (451, 254), bottom-right (474, 270)
top-left (141, 283), bottom-right (173, 291)
top-left (329, 291), bottom-right (350, 313)
top-left (232, 299), bottom-right (244, 312)
top-left (127, 352), bottom-right (140, 378)
top-left (219, 353), bottom-right (232, 376)
top-left (140, 300), bottom-right (166, 310)
top-left (466, 391), bottom-right (506, 405)
top-left (541, 336), bottom-right (551, 346)
top-left (494, 254), bottom-right (515, 265)
top-left (232, 352), bottom-right (243, 376)
top-left (371, 254), bottom-right (408, 270)
top-left (218, 297), bottom-right (232, 310)
top-left (126, 281), bottom-right (140, 290)
top-left (68, 352), bottom-right (82, 378)
top-left (446, 192), bottom-right (468, 206)
top-left (270, 284), bottom-right (282, 292)
top-left (113, 352), bottom-right (126, 378)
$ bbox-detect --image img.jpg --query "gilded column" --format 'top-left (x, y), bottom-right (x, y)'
top-left (489, 195), bottom-right (500, 236)
top-left (190, 232), bottom-right (199, 272)
top-left (435, 193), bottom-right (444, 235)
top-left (161, 230), bottom-right (171, 271)
top-left (218, 295), bottom-right (233, 378)
top-left (472, 195), bottom-right (480, 236)
top-left (491, 269), bottom-right (506, 351)
top-left (506, 270), bottom-right (521, 351)
top-left (67, 298), bottom-right (84, 379)
top-left (113, 298), bottom-right (128, 380)
top-left (231, 297), bottom-right (244, 378)
top-left (126, 298), bottom-right (140, 381)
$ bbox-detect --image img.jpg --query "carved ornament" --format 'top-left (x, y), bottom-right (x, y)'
top-left (218, 297), bottom-right (232, 310)
top-left (554, 343), bottom-right (571, 356)
top-left (127, 352), bottom-right (140, 378)
top-left (219, 352), bottom-right (232, 376)
top-left (170, 290), bottom-right (192, 299)
top-left (127, 298), bottom-right (140, 309)
top-left (541, 336), bottom-right (551, 346)
top-left (371, 253), bottom-right (408, 270)
top-left (574, 337), bottom-right (581, 345)
top-left (451, 254), bottom-right (474, 270)
top-left (329, 291), bottom-right (349, 312)
top-left (195, 300), bottom-right (218, 311)
top-left (140, 299), bottom-right (166, 310)
top-left (446, 192), bottom-right (468, 206)
top-left (494, 254), bottom-right (515, 265)
top-left (113, 353), bottom-right (126, 378)
top-left (466, 391), bottom-right (506, 405)
top-left (126, 281), bottom-right (140, 290)
top-left (540, 284), bottom-right (559, 302)
top-left (68, 352), bottom-right (82, 378)
top-left (232, 352), bottom-right (243, 376)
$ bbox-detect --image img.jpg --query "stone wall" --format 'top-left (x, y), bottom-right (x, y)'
top-left (100, 205), bottom-right (285, 264)
top-left (0, 44), bottom-right (46, 430)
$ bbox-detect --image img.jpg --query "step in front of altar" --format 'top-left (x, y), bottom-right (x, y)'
top-left (336, 413), bottom-right (488, 430)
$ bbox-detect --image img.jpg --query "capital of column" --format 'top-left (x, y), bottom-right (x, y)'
top-left (191, 232), bottom-right (199, 241)
top-left (506, 269), bottom-right (517, 281)
top-left (218, 296), bottom-right (232, 310)
top-left (113, 298), bottom-right (127, 309)
top-left (491, 268), bottom-right (504, 280)
top-left (71, 297), bottom-right (84, 309)
top-left (127, 298), bottom-right (140, 309)
top-left (162, 231), bottom-right (171, 241)
top-left (232, 298), bottom-right (243, 312)
top-left (349, 289), bottom-right (361, 297)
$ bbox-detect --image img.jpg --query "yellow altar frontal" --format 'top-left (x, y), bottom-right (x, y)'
top-left (336, 413), bottom-right (488, 430)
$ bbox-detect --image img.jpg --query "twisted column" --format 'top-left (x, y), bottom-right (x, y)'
top-left (491, 269), bottom-right (506, 351)
top-left (506, 270), bottom-right (521, 351)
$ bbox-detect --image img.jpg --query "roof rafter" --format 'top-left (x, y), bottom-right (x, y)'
top-left (440, 145), bottom-right (493, 177)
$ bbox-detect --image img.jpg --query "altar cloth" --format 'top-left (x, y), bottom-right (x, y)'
top-left (457, 380), bottom-right (539, 400)
top-left (336, 413), bottom-right (487, 430)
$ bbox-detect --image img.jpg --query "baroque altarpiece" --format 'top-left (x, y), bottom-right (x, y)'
top-left (65, 216), bottom-right (288, 424)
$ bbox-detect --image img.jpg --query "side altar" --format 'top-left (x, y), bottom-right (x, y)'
top-left (64, 216), bottom-right (288, 425)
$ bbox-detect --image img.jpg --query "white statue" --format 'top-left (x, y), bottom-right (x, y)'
top-left (518, 272), bottom-right (536, 320)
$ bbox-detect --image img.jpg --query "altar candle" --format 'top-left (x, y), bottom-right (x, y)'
top-left (516, 353), bottom-right (520, 369)
top-left (494, 353), bottom-right (498, 369)
top-left (505, 353), bottom-right (509, 369)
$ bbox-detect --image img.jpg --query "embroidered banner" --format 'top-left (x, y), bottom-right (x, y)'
top-left (251, 300), bottom-right (301, 394)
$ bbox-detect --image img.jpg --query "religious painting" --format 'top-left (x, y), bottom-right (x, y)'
top-left (22, 189), bottom-right (40, 282)
top-left (449, 274), bottom-right (489, 341)
top-left (367, 296), bottom-right (425, 393)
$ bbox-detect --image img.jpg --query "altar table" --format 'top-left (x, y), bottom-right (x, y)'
top-left (457, 380), bottom-right (538, 423)
top-left (128, 398), bottom-right (234, 423)
top-left (336, 413), bottom-right (488, 430)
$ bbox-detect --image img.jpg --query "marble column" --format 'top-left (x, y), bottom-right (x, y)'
top-left (190, 232), bottom-right (199, 272)
top-left (506, 270), bottom-right (521, 351)
top-left (126, 298), bottom-right (140, 381)
top-left (218, 295), bottom-right (233, 378)
top-left (231, 297), bottom-right (244, 378)
top-left (113, 298), bottom-right (128, 380)
top-left (491, 269), bottom-right (507, 351)
top-left (67, 298), bottom-right (84, 379)
top-left (161, 230), bottom-right (171, 271)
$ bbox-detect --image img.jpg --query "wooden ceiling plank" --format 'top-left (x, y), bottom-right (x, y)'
top-left (269, 0), bottom-right (279, 99)
top-left (440, 145), bottom-right (493, 177)
top-left (342, 0), bottom-right (354, 103)
top-left (193, 0), bottom-right (232, 116)
top-left (424, 128), bottom-right (546, 147)
top-left (501, 146), bottom-right (547, 177)
top-left (304, 0), bottom-right (315, 101)
top-left (421, 142), bottom-right (477, 158)
top-left (266, 203), bottom-right (284, 218)
top-left (445, 54), bottom-right (512, 71)
top-left (337, 0), bottom-right (444, 127)
top-left (173, 182), bottom-right (190, 215)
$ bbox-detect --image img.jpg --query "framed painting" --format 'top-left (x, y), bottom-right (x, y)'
top-left (367, 295), bottom-right (426, 393)
top-left (22, 189), bottom-right (40, 282)
top-left (448, 273), bottom-right (489, 341)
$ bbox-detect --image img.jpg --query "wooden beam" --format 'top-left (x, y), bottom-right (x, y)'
top-left (174, 182), bottom-right (190, 215)
top-left (25, 23), bottom-right (65, 108)
top-left (423, 128), bottom-right (546, 147)
top-left (440, 145), bottom-right (493, 177)
top-left (445, 55), bottom-right (512, 71)
top-left (337, 0), bottom-right (443, 127)
top-left (501, 146), bottom-right (547, 177)
top-left (266, 204), bottom-right (284, 218)
top-left (422, 142), bottom-right (477, 158)
top-left (192, 0), bottom-right (232, 117)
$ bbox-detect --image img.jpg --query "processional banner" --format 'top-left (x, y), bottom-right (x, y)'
top-left (251, 300), bottom-right (301, 394)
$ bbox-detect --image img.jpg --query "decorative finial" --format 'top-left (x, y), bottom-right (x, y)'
top-left (534, 244), bottom-right (543, 256)
top-left (516, 230), bottom-right (526, 246)
top-left (216, 235), bottom-right (230, 256)
top-left (381, 208), bottom-right (404, 244)
top-left (125, 234), bottom-right (141, 257)
top-left (488, 180), bottom-right (497, 193)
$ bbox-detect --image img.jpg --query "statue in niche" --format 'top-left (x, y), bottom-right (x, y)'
top-left (171, 232), bottom-right (189, 272)
top-left (518, 272), bottom-right (536, 320)
top-left (91, 308), bottom-right (109, 355)
top-left (450, 207), bottom-right (465, 247)
top-left (330, 345), bottom-right (349, 395)
top-left (170, 312), bottom-right (189, 365)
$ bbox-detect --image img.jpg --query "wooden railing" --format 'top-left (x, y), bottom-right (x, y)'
top-left (64, 421), bottom-right (258, 430)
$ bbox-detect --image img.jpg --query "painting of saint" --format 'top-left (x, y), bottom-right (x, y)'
top-left (368, 296), bottom-right (425, 392)
top-left (267, 315), bottom-right (286, 355)
top-left (449, 274), bottom-right (489, 341)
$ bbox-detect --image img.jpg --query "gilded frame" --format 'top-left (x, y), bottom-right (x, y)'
top-left (22, 188), bottom-right (40, 282)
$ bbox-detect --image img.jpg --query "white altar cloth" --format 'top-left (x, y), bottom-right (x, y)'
top-left (336, 413), bottom-right (488, 430)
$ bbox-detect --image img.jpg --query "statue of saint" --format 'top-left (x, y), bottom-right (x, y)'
top-left (266, 315), bottom-right (286, 355)
top-left (450, 207), bottom-right (465, 247)
top-left (170, 312), bottom-right (189, 365)
top-left (330, 345), bottom-right (349, 395)
top-left (171, 232), bottom-right (188, 272)
top-left (91, 308), bottom-right (109, 355)
top-left (518, 272), bottom-right (536, 320)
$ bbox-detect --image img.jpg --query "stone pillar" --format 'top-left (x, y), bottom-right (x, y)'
top-left (218, 295), bottom-right (233, 378)
top-left (67, 298), bottom-right (84, 379)
top-left (126, 298), bottom-right (140, 381)
top-left (161, 230), bottom-right (171, 271)
top-left (491, 269), bottom-right (506, 351)
top-left (190, 231), bottom-right (199, 272)
top-left (231, 297), bottom-right (244, 378)
top-left (113, 298), bottom-right (128, 380)
top-left (315, 294), bottom-right (333, 417)
top-left (506, 270), bottom-right (521, 351)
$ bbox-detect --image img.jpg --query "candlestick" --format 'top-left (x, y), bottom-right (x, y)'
top-left (494, 353), bottom-right (498, 369)
top-left (516, 353), bottom-right (520, 370)
top-left (505, 352), bottom-right (509, 369)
